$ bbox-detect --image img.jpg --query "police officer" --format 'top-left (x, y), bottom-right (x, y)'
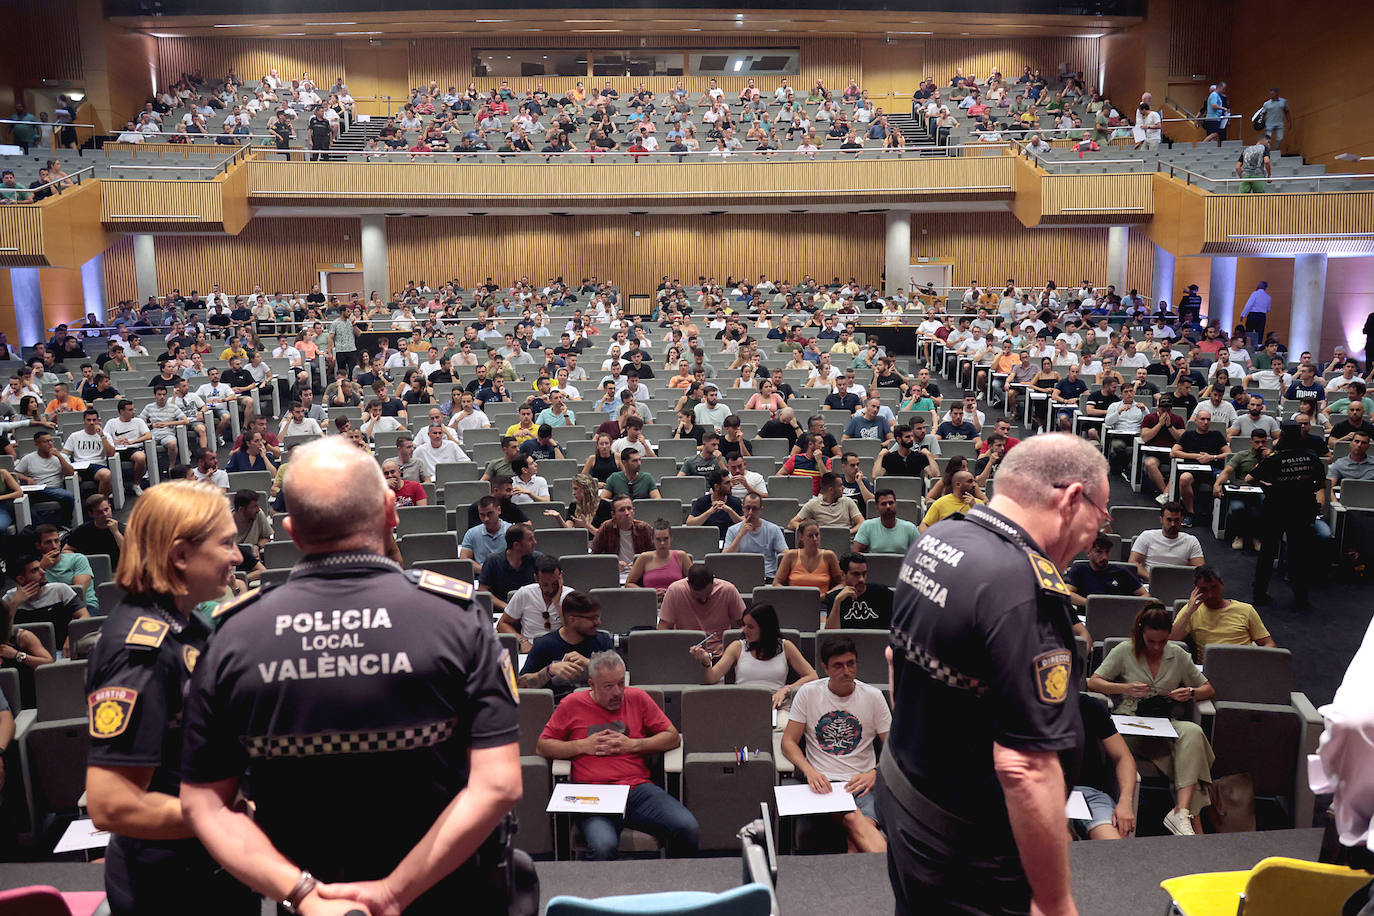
top-left (1248, 421), bottom-right (1326, 609)
top-left (85, 481), bottom-right (258, 916)
top-left (880, 433), bottom-right (1108, 916)
top-left (180, 437), bottom-right (523, 916)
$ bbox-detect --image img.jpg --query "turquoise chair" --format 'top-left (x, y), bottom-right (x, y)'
top-left (546, 883), bottom-right (773, 916)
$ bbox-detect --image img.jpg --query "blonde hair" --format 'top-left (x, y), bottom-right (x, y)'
top-left (116, 481), bottom-right (230, 597)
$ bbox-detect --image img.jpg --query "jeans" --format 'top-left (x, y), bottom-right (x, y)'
top-left (578, 782), bottom-right (699, 861)
top-left (34, 487), bottom-right (74, 525)
top-left (0, 502), bottom-right (14, 532)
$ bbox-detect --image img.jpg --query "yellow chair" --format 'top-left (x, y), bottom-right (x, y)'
top-left (1160, 856), bottom-right (1371, 916)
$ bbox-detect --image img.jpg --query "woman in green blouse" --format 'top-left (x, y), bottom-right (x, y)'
top-left (1088, 602), bottom-right (1217, 836)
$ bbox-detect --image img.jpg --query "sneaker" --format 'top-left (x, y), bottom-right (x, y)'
top-left (1183, 513), bottom-right (1195, 528)
top-left (1155, 493), bottom-right (1169, 506)
top-left (1231, 536), bottom-right (1245, 550)
top-left (132, 483), bottom-right (143, 496)
top-left (1163, 808), bottom-right (1196, 836)
top-left (1251, 539), bottom-right (1262, 552)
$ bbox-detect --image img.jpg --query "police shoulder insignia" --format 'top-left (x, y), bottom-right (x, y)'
top-left (183, 645), bottom-right (200, 673)
top-left (125, 616), bottom-right (169, 649)
top-left (1027, 551), bottom-right (1070, 596)
top-left (499, 648), bottom-right (520, 705)
top-left (1033, 649), bottom-right (1072, 705)
top-left (210, 588), bottom-right (261, 620)
top-left (88, 686), bottom-right (138, 738)
top-left (416, 570), bottom-right (475, 602)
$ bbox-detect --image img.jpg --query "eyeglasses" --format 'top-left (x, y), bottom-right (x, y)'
top-left (1055, 483), bottom-right (1112, 528)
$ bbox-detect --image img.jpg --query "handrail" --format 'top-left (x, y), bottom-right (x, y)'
top-left (9, 165), bottom-right (96, 199)
top-left (0, 118), bottom-right (98, 129)
top-left (247, 142), bottom-right (1013, 162)
top-left (1156, 160), bottom-right (1374, 188)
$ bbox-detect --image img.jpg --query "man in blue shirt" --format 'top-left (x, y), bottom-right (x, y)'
top-left (844, 398), bottom-right (893, 443)
top-left (1285, 365), bottom-right (1327, 405)
top-left (459, 496), bottom-right (511, 567)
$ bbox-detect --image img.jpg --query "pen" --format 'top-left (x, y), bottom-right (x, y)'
top-left (563, 796), bottom-right (599, 803)
top-left (691, 636), bottom-right (710, 649)
top-left (1131, 722), bottom-right (1154, 730)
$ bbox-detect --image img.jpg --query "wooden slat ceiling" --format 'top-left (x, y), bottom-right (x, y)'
top-left (111, 7), bottom-right (1138, 40)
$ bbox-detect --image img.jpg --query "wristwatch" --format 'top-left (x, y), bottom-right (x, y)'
top-left (281, 870), bottom-right (317, 914)
top-left (16, 652), bottom-right (26, 664)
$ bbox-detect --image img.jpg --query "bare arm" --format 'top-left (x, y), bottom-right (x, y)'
top-left (992, 744), bottom-right (1078, 916)
top-left (87, 765), bottom-right (193, 840)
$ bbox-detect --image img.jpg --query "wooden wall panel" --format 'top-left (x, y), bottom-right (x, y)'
top-left (1040, 173), bottom-right (1153, 219)
top-left (100, 219), bottom-right (360, 300)
top-left (39, 267), bottom-right (89, 331)
top-left (1167, 0), bottom-right (1232, 80)
top-left (155, 38), bottom-right (345, 88)
top-left (384, 214), bottom-right (885, 294)
top-left (910, 211), bottom-right (1153, 293)
top-left (1202, 192), bottom-right (1374, 255)
top-left (919, 38), bottom-right (1099, 87)
top-left (1231, 0), bottom-right (1374, 167)
top-left (101, 235), bottom-right (137, 306)
top-left (11, 0), bottom-right (82, 84)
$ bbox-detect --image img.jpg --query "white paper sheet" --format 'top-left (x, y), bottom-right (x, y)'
top-left (54, 818), bottom-right (111, 854)
top-left (771, 708), bottom-right (778, 729)
top-left (774, 782), bottom-right (858, 817)
top-left (20, 485), bottom-right (46, 493)
top-left (1111, 715), bottom-right (1179, 738)
top-left (1066, 791), bottom-right (1091, 820)
top-left (69, 461), bottom-right (91, 470)
top-left (546, 783), bottom-right (629, 815)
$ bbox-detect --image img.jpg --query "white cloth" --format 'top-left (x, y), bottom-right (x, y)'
top-left (413, 439), bottom-right (469, 476)
top-left (503, 583), bottom-right (575, 642)
top-left (1316, 614), bottom-right (1374, 849)
top-left (1130, 529), bottom-right (1204, 573)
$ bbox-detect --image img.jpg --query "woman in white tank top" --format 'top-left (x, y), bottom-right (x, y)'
top-left (689, 603), bottom-right (818, 709)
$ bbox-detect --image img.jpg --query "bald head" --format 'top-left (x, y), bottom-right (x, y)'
top-left (284, 437), bottom-right (395, 554)
top-left (994, 431), bottom-right (1108, 510)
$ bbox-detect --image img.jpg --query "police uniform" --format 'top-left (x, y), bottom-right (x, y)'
top-left (85, 596), bottom-right (258, 916)
top-left (878, 505), bottom-right (1083, 916)
top-left (1250, 444), bottom-right (1326, 605)
top-left (180, 552), bottom-right (521, 916)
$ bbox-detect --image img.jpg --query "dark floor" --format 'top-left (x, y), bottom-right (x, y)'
top-left (0, 828), bottom-right (1326, 916)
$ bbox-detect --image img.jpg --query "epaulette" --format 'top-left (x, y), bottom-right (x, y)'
top-left (407, 569), bottom-right (476, 604)
top-left (1027, 551), bottom-right (1071, 597)
top-left (126, 616), bottom-right (169, 649)
top-left (211, 587), bottom-right (265, 621)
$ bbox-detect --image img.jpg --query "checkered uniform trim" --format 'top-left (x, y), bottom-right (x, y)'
top-left (891, 630), bottom-right (988, 697)
top-left (242, 718), bottom-right (458, 759)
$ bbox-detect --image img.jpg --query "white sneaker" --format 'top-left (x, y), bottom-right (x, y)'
top-left (1231, 536), bottom-right (1244, 550)
top-left (1156, 493), bottom-right (1170, 507)
top-left (132, 483), bottom-right (144, 496)
top-left (1163, 808), bottom-right (1196, 836)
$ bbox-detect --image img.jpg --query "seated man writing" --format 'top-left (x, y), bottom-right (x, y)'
top-left (537, 650), bottom-right (699, 860)
top-left (781, 636), bottom-right (889, 853)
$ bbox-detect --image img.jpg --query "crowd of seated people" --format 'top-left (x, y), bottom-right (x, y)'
top-left (2, 263), bottom-right (1357, 858)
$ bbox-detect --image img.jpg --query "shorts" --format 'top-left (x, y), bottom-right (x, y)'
top-left (1239, 179), bottom-right (1267, 194)
top-left (1202, 119), bottom-right (1222, 136)
top-left (1070, 786), bottom-right (1116, 838)
top-left (854, 788), bottom-right (881, 825)
top-left (76, 464), bottom-right (107, 483)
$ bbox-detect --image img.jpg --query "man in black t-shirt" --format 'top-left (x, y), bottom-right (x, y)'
top-left (875, 424), bottom-right (933, 479)
top-left (795, 415), bottom-right (840, 459)
top-left (1170, 408), bottom-right (1230, 524)
top-left (823, 377), bottom-right (861, 413)
top-left (1051, 365), bottom-right (1088, 431)
top-left (1068, 694), bottom-right (1137, 840)
top-left (823, 553), bottom-right (894, 630)
top-left (518, 591), bottom-right (614, 702)
top-left (1065, 534), bottom-right (1149, 610)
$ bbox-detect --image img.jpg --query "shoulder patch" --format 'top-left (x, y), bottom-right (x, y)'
top-left (1033, 649), bottom-right (1072, 705)
top-left (500, 648), bottom-right (519, 705)
top-left (416, 570), bottom-right (475, 602)
top-left (88, 686), bottom-right (138, 738)
top-left (211, 587), bottom-right (262, 620)
top-left (183, 645), bottom-right (200, 673)
top-left (1028, 551), bottom-right (1070, 596)
top-left (126, 616), bottom-right (169, 649)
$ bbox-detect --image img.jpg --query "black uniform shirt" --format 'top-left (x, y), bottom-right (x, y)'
top-left (1252, 448), bottom-right (1326, 514)
top-left (181, 554), bottom-right (519, 896)
top-left (87, 596), bottom-right (212, 795)
top-left (889, 506), bottom-right (1083, 827)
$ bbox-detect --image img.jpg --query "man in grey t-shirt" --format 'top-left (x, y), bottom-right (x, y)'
top-left (1229, 395), bottom-right (1281, 438)
top-left (14, 429), bottom-right (76, 524)
top-left (140, 383), bottom-right (189, 465)
top-left (1261, 89), bottom-right (1291, 145)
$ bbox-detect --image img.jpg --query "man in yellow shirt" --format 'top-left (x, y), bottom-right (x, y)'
top-left (1169, 565), bottom-right (1275, 658)
top-left (920, 469), bottom-right (985, 530)
top-left (219, 337), bottom-right (249, 361)
top-left (505, 404), bottom-right (538, 444)
top-left (830, 328), bottom-right (861, 357)
top-left (45, 382), bottom-right (86, 416)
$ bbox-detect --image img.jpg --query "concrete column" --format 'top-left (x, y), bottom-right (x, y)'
top-left (360, 214), bottom-right (389, 301)
top-left (1290, 253), bottom-right (1328, 358)
top-left (1207, 256), bottom-right (1237, 331)
top-left (1106, 225), bottom-right (1129, 294)
top-left (884, 210), bottom-right (911, 298)
top-left (81, 253), bottom-right (107, 325)
top-left (10, 268), bottom-right (42, 346)
top-left (1150, 242), bottom-right (1176, 310)
top-left (133, 233), bottom-right (157, 304)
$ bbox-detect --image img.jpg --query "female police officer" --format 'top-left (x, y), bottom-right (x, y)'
top-left (85, 481), bottom-right (258, 915)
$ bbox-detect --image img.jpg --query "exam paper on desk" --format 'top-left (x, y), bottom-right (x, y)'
top-left (1111, 715), bottom-right (1179, 738)
top-left (546, 783), bottom-right (630, 815)
top-left (774, 782), bottom-right (859, 817)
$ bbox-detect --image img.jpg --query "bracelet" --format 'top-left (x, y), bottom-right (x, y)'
top-left (281, 870), bottom-right (317, 914)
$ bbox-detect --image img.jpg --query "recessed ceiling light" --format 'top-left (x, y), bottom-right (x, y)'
top-left (474, 19), bottom-right (510, 23)
top-left (212, 23), bottom-right (255, 28)
top-left (891, 31), bottom-right (933, 34)
top-left (301, 21), bottom-right (357, 26)
top-left (335, 31), bottom-right (381, 35)
top-left (683, 27), bottom-right (701, 31)
top-left (565, 19), bottom-right (613, 23)
top-left (571, 29), bottom-right (622, 32)
top-left (281, 33), bottom-right (306, 36)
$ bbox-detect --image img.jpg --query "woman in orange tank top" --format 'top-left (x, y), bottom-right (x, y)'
top-left (775, 520), bottom-right (842, 605)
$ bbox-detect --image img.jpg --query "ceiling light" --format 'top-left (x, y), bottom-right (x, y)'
top-left (335, 31), bottom-right (381, 35)
top-left (565, 19), bottom-right (614, 23)
top-left (891, 31), bottom-right (933, 34)
top-left (212, 24), bottom-right (255, 28)
top-left (281, 32), bottom-right (306, 36)
top-left (302, 21), bottom-right (357, 26)
top-left (475, 19), bottom-right (510, 23)
top-left (733, 60), bottom-right (743, 71)
top-left (571, 29), bottom-right (622, 33)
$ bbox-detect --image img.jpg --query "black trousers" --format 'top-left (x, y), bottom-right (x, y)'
top-left (1253, 508), bottom-right (1315, 602)
top-left (104, 835), bottom-right (257, 916)
top-left (1245, 312), bottom-right (1268, 342)
top-left (335, 349), bottom-right (356, 379)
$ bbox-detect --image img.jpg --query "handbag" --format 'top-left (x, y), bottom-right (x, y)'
top-left (1134, 694), bottom-right (1179, 720)
top-left (1209, 772), bottom-right (1256, 833)
top-left (1251, 107), bottom-right (1267, 131)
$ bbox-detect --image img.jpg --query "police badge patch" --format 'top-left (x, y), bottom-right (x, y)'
top-left (184, 645), bottom-right (200, 673)
top-left (88, 687), bottom-right (139, 738)
top-left (1033, 649), bottom-right (1072, 704)
top-left (499, 648), bottom-right (519, 704)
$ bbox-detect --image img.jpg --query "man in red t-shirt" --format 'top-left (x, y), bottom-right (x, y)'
top-left (537, 650), bottom-right (698, 860)
top-left (382, 457), bottom-right (428, 507)
top-left (1140, 393), bottom-right (1186, 500)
